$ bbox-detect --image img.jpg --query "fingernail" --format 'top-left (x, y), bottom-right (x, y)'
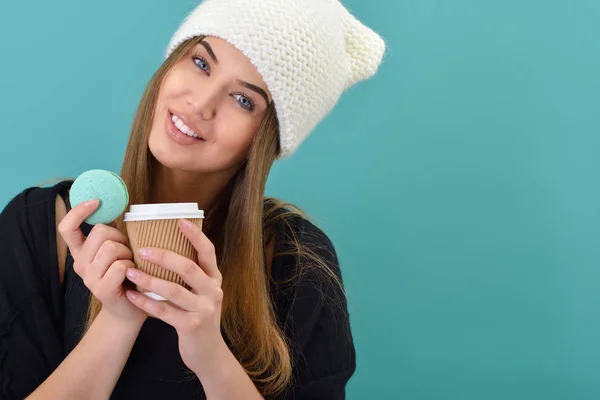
top-left (180, 219), bottom-right (195, 230)
top-left (126, 268), bottom-right (140, 279)
top-left (137, 248), bottom-right (151, 257)
top-left (84, 199), bottom-right (99, 207)
top-left (126, 290), bottom-right (138, 300)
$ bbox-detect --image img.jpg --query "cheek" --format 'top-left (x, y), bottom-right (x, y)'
top-left (154, 69), bottom-right (188, 111)
top-left (149, 74), bottom-right (186, 136)
top-left (216, 114), bottom-right (260, 153)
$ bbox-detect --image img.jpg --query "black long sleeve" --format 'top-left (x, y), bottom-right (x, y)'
top-left (0, 182), bottom-right (356, 399)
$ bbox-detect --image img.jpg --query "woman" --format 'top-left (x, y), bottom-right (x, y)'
top-left (0, 0), bottom-right (385, 398)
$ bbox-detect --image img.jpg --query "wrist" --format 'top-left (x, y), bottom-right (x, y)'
top-left (192, 335), bottom-right (230, 378)
top-left (97, 309), bottom-right (145, 334)
top-left (193, 337), bottom-right (263, 399)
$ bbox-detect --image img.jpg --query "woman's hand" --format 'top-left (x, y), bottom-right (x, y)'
top-left (58, 199), bottom-right (148, 327)
top-left (123, 219), bottom-right (224, 374)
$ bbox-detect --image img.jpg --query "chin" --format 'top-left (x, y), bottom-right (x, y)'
top-left (149, 139), bottom-right (233, 175)
top-left (148, 126), bottom-right (249, 175)
top-left (148, 131), bottom-right (192, 171)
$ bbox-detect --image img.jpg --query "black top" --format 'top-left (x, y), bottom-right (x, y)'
top-left (0, 181), bottom-right (355, 400)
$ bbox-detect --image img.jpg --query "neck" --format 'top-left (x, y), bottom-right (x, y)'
top-left (149, 163), bottom-right (239, 216)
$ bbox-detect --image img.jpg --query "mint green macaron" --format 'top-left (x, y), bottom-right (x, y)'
top-left (69, 169), bottom-right (130, 225)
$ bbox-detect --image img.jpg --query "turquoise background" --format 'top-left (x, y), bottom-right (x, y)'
top-left (1, 0), bottom-right (599, 398)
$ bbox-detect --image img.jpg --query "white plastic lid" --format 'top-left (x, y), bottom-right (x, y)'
top-left (143, 292), bottom-right (167, 301)
top-left (123, 203), bottom-right (204, 221)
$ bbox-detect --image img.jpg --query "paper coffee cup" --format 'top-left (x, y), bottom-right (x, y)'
top-left (124, 203), bottom-right (204, 301)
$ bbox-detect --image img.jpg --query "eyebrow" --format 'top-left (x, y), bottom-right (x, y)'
top-left (199, 40), bottom-right (271, 106)
top-left (237, 80), bottom-right (271, 106)
top-left (199, 41), bottom-right (218, 64)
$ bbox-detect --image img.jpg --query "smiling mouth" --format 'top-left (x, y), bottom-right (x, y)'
top-left (168, 111), bottom-right (206, 141)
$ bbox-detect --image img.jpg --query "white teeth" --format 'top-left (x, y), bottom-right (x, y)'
top-left (171, 114), bottom-right (199, 138)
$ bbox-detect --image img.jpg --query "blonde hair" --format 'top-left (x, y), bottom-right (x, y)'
top-left (80, 36), bottom-right (344, 397)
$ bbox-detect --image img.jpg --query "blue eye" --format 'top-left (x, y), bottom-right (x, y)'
top-left (233, 93), bottom-right (254, 111)
top-left (193, 56), bottom-right (210, 73)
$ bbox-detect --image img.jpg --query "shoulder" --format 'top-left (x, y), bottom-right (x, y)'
top-left (272, 213), bottom-right (341, 284)
top-left (2, 183), bottom-right (57, 223)
top-left (1, 182), bottom-right (72, 233)
top-left (285, 216), bottom-right (337, 257)
top-left (0, 181), bottom-right (72, 285)
top-left (264, 199), bottom-right (348, 309)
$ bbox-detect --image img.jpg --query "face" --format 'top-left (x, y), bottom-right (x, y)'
top-left (148, 36), bottom-right (272, 175)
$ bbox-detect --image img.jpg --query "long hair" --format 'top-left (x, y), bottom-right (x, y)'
top-left (83, 36), bottom-right (344, 397)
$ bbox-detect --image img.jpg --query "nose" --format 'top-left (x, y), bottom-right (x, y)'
top-left (187, 84), bottom-right (218, 120)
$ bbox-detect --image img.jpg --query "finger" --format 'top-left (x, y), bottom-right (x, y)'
top-left (95, 260), bottom-right (134, 299)
top-left (136, 247), bottom-right (208, 293)
top-left (125, 268), bottom-right (198, 311)
top-left (57, 199), bottom-right (100, 258)
top-left (178, 219), bottom-right (221, 280)
top-left (125, 289), bottom-right (189, 327)
top-left (88, 241), bottom-right (133, 283)
top-left (78, 224), bottom-right (129, 266)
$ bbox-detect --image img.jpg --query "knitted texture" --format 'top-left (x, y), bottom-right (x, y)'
top-left (166, 0), bottom-right (385, 158)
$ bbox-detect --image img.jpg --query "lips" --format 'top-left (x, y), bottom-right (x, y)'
top-left (168, 109), bottom-right (206, 141)
top-left (165, 111), bottom-right (206, 145)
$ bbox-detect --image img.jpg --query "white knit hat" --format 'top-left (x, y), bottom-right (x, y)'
top-left (166, 0), bottom-right (385, 158)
